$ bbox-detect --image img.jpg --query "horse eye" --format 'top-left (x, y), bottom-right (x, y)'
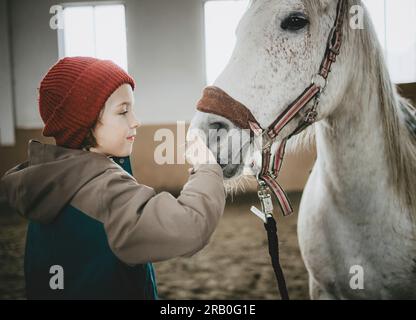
top-left (281, 14), bottom-right (309, 31)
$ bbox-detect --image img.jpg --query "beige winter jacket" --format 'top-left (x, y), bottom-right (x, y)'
top-left (0, 140), bottom-right (226, 265)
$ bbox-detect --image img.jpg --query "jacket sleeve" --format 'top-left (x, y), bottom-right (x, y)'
top-left (100, 164), bottom-right (226, 265)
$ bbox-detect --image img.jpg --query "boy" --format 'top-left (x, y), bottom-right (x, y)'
top-left (0, 57), bottom-right (226, 299)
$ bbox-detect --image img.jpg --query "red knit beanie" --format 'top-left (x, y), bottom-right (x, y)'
top-left (38, 56), bottom-right (135, 149)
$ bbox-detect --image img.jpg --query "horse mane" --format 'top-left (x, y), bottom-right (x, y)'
top-left (291, 0), bottom-right (416, 216)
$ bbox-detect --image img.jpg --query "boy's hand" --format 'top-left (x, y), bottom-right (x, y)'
top-left (185, 131), bottom-right (217, 168)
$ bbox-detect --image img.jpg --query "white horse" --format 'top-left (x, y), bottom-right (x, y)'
top-left (190, 0), bottom-right (416, 299)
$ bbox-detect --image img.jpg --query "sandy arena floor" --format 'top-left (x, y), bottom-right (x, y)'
top-left (0, 192), bottom-right (309, 300)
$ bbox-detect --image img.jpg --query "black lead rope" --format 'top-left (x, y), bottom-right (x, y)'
top-left (264, 216), bottom-right (289, 300)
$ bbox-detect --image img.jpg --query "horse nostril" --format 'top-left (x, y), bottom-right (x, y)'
top-left (207, 120), bottom-right (230, 170)
top-left (218, 161), bottom-right (228, 169)
top-left (208, 121), bottom-right (229, 131)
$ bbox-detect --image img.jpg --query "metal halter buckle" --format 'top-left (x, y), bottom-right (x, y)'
top-left (327, 27), bottom-right (341, 55)
top-left (304, 96), bottom-right (320, 124)
top-left (257, 183), bottom-right (274, 216)
top-left (305, 109), bottom-right (318, 124)
top-left (250, 182), bottom-right (274, 223)
top-left (311, 74), bottom-right (328, 94)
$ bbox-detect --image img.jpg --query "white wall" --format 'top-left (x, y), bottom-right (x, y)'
top-left (5, 0), bottom-right (207, 131)
top-left (9, 0), bottom-right (59, 129)
top-left (126, 0), bottom-right (206, 124)
top-left (0, 0), bottom-right (15, 145)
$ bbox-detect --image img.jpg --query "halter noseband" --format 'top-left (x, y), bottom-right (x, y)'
top-left (196, 0), bottom-right (347, 299)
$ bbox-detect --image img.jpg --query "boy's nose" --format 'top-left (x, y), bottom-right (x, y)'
top-left (130, 119), bottom-right (140, 129)
top-left (129, 112), bottom-right (140, 129)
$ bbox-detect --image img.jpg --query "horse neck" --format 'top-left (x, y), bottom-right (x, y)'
top-left (314, 80), bottom-right (404, 220)
top-left (312, 0), bottom-right (416, 222)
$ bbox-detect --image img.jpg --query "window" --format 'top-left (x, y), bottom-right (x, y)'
top-left (363, 0), bottom-right (416, 83)
top-left (204, 0), bottom-right (416, 85)
top-left (204, 0), bottom-right (249, 85)
top-left (58, 4), bottom-right (128, 71)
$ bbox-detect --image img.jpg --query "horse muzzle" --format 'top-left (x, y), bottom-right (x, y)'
top-left (190, 86), bottom-right (261, 178)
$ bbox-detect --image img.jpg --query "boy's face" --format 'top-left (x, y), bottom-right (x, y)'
top-left (91, 84), bottom-right (139, 157)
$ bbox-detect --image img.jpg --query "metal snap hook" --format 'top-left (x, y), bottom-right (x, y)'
top-left (311, 74), bottom-right (328, 93)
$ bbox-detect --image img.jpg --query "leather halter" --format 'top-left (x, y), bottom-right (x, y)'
top-left (197, 0), bottom-right (346, 217)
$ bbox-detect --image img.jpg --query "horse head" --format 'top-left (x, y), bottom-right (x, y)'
top-left (190, 0), bottom-right (358, 180)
